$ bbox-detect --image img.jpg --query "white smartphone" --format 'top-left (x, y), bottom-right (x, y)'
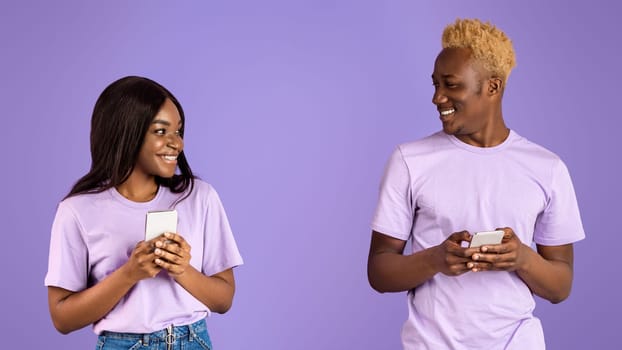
top-left (145, 209), bottom-right (178, 241)
top-left (469, 230), bottom-right (504, 248)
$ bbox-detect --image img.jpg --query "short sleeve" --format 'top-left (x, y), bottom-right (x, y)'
top-left (533, 160), bottom-right (585, 245)
top-left (371, 146), bottom-right (414, 241)
top-left (44, 201), bottom-right (89, 291)
top-left (201, 188), bottom-right (243, 276)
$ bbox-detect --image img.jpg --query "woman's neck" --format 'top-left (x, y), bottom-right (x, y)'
top-left (116, 174), bottom-right (159, 202)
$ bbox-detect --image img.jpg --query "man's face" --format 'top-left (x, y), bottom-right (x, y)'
top-left (431, 47), bottom-right (494, 137)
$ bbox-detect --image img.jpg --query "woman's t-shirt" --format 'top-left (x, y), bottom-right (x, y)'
top-left (45, 179), bottom-right (243, 334)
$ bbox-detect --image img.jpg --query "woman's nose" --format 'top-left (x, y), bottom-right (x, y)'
top-left (166, 134), bottom-right (182, 150)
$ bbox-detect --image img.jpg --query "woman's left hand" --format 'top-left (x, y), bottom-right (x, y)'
top-left (154, 232), bottom-right (192, 277)
top-left (467, 227), bottom-right (529, 272)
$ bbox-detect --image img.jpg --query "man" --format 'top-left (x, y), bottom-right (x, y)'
top-left (368, 18), bottom-right (584, 349)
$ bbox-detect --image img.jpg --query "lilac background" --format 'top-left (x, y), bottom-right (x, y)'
top-left (1, 1), bottom-right (619, 348)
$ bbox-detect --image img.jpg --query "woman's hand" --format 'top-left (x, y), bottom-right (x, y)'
top-left (124, 240), bottom-right (162, 282)
top-left (153, 232), bottom-right (192, 278)
top-left (467, 227), bottom-right (528, 272)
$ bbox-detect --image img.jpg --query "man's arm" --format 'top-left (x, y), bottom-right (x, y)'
top-left (517, 244), bottom-right (574, 303)
top-left (367, 230), bottom-right (475, 293)
top-left (469, 228), bottom-right (574, 303)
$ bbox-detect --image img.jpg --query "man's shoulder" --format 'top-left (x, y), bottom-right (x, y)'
top-left (509, 131), bottom-right (563, 164)
top-left (396, 131), bottom-right (449, 156)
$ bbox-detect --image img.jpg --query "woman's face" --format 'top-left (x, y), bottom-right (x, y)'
top-left (134, 98), bottom-right (184, 180)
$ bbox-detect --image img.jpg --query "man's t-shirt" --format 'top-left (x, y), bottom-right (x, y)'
top-left (372, 130), bottom-right (585, 349)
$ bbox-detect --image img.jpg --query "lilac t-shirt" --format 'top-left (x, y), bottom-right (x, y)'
top-left (372, 130), bottom-right (585, 349)
top-left (45, 180), bottom-right (243, 335)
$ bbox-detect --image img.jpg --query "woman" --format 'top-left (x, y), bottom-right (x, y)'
top-left (45, 76), bottom-right (243, 349)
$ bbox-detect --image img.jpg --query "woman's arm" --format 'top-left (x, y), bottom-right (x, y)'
top-left (153, 233), bottom-right (236, 313)
top-left (172, 267), bottom-right (235, 313)
top-left (47, 241), bottom-right (161, 334)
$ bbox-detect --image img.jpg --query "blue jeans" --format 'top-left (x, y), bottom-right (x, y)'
top-left (96, 319), bottom-right (212, 350)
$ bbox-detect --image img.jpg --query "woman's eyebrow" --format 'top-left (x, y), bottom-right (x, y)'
top-left (151, 119), bottom-right (183, 129)
top-left (151, 119), bottom-right (171, 126)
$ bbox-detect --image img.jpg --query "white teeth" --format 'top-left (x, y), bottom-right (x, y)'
top-left (162, 155), bottom-right (177, 161)
top-left (440, 108), bottom-right (455, 116)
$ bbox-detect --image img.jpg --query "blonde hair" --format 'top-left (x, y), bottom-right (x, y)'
top-left (442, 18), bottom-right (516, 83)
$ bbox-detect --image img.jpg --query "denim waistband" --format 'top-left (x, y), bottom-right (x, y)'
top-left (100, 319), bottom-right (206, 346)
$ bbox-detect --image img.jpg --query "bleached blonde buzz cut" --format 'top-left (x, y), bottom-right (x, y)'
top-left (442, 18), bottom-right (516, 83)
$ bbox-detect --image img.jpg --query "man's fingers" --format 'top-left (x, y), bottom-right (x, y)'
top-left (472, 252), bottom-right (516, 264)
top-left (467, 261), bottom-right (493, 271)
top-left (480, 243), bottom-right (511, 254)
top-left (447, 230), bottom-right (471, 243)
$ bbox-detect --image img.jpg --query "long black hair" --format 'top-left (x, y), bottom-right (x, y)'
top-left (66, 76), bottom-right (194, 200)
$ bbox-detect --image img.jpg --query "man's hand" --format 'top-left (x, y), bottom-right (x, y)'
top-left (433, 231), bottom-right (478, 276)
top-left (467, 227), bottom-right (528, 272)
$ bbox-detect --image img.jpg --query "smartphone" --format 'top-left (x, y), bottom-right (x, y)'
top-left (145, 209), bottom-right (178, 241)
top-left (469, 230), bottom-right (504, 248)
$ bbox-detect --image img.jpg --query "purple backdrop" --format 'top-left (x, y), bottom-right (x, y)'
top-left (1, 1), bottom-right (619, 348)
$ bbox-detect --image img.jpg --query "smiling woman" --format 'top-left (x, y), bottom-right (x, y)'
top-left (44, 76), bottom-right (243, 350)
top-left (129, 99), bottom-right (185, 201)
top-left (65, 76), bottom-right (194, 201)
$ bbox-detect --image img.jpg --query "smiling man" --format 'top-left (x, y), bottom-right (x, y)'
top-left (367, 19), bottom-right (585, 349)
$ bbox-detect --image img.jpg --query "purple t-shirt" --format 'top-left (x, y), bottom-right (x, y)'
top-left (45, 180), bottom-right (243, 335)
top-left (372, 130), bottom-right (585, 349)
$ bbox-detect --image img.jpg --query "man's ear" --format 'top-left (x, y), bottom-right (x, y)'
top-left (487, 77), bottom-right (503, 96)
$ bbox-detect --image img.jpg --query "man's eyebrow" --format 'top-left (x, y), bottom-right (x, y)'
top-left (431, 74), bottom-right (458, 79)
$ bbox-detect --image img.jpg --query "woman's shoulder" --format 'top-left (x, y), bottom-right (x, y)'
top-left (177, 178), bottom-right (220, 203)
top-left (190, 178), bottom-right (216, 195)
top-left (59, 189), bottom-right (112, 210)
top-left (54, 189), bottom-right (117, 223)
